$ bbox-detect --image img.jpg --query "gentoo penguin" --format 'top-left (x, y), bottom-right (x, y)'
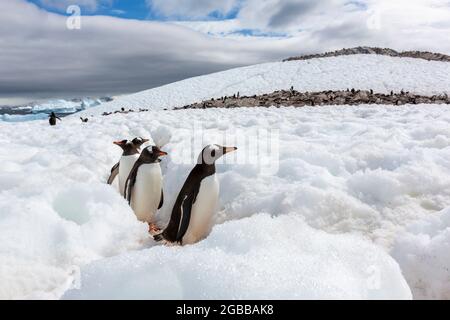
top-left (80, 117), bottom-right (88, 123)
top-left (154, 144), bottom-right (237, 245)
top-left (107, 137), bottom-right (149, 195)
top-left (124, 145), bottom-right (167, 230)
top-left (107, 137), bottom-right (148, 185)
top-left (49, 112), bottom-right (61, 126)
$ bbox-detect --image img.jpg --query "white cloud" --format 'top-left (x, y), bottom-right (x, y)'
top-left (0, 0), bottom-right (308, 102)
top-left (169, 0), bottom-right (450, 54)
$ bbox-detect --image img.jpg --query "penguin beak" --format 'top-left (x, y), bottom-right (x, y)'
top-left (223, 146), bottom-right (237, 154)
top-left (157, 150), bottom-right (168, 157)
top-left (113, 141), bottom-right (124, 146)
top-left (142, 138), bottom-right (150, 143)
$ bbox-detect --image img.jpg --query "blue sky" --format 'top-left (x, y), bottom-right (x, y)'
top-left (28, 0), bottom-right (155, 20)
top-left (27, 0), bottom-right (241, 21)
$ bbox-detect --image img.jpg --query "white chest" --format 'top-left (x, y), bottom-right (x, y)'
top-left (183, 174), bottom-right (219, 245)
top-left (131, 163), bottom-right (163, 223)
top-left (118, 154), bottom-right (139, 196)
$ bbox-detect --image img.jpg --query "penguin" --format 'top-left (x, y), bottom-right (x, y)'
top-left (124, 145), bottom-right (167, 231)
top-left (154, 144), bottom-right (237, 245)
top-left (107, 137), bottom-right (149, 196)
top-left (49, 112), bottom-right (61, 126)
top-left (80, 117), bottom-right (89, 123)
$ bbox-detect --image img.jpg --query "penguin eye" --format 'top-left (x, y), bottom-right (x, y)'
top-left (211, 149), bottom-right (216, 158)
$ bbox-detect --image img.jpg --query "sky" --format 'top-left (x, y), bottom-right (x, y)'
top-left (0, 0), bottom-right (449, 105)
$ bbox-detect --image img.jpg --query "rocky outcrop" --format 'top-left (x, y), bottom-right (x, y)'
top-left (283, 47), bottom-right (450, 63)
top-left (175, 89), bottom-right (450, 110)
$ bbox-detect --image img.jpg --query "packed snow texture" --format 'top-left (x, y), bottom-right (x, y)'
top-left (392, 207), bottom-right (450, 299)
top-left (1, 105), bottom-right (449, 299)
top-left (79, 55), bottom-right (450, 115)
top-left (63, 214), bottom-right (411, 300)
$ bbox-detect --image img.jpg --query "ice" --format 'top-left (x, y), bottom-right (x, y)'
top-left (63, 214), bottom-right (411, 300)
top-left (1, 54), bottom-right (449, 299)
top-left (0, 113), bottom-right (49, 122)
top-left (29, 98), bottom-right (101, 114)
top-left (392, 207), bottom-right (450, 299)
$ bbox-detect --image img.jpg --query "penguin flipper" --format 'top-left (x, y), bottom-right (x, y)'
top-left (175, 194), bottom-right (195, 242)
top-left (107, 162), bottom-right (119, 185)
top-left (124, 160), bottom-right (142, 204)
top-left (158, 189), bottom-right (164, 209)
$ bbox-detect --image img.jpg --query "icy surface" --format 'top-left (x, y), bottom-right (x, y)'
top-left (79, 55), bottom-right (450, 115)
top-left (1, 104), bottom-right (449, 299)
top-left (392, 207), bottom-right (450, 299)
top-left (64, 214), bottom-right (411, 300)
top-left (0, 98), bottom-right (104, 123)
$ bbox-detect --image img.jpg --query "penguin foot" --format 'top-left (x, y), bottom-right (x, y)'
top-left (153, 233), bottom-right (164, 242)
top-left (148, 223), bottom-right (161, 235)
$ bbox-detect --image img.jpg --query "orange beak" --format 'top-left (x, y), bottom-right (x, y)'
top-left (113, 141), bottom-right (125, 146)
top-left (223, 146), bottom-right (237, 154)
top-left (157, 150), bottom-right (168, 157)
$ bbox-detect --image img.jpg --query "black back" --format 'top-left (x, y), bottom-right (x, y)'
top-left (107, 162), bottom-right (120, 184)
top-left (49, 112), bottom-right (60, 126)
top-left (159, 163), bottom-right (215, 244)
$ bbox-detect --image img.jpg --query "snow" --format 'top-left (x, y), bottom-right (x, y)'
top-left (1, 54), bottom-right (450, 299)
top-left (392, 207), bottom-right (450, 299)
top-left (79, 54), bottom-right (450, 115)
top-left (1, 103), bottom-right (449, 299)
top-left (63, 214), bottom-right (411, 300)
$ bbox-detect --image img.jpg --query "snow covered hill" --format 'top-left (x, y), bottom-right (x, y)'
top-left (79, 54), bottom-right (450, 115)
top-left (1, 53), bottom-right (450, 300)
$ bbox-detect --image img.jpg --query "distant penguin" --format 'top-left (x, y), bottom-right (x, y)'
top-left (154, 144), bottom-right (237, 245)
top-left (80, 117), bottom-right (88, 123)
top-left (107, 137), bottom-right (149, 195)
top-left (49, 112), bottom-right (61, 126)
top-left (124, 145), bottom-right (167, 231)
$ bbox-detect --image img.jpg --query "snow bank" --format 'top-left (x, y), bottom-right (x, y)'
top-left (392, 207), bottom-right (450, 299)
top-left (63, 214), bottom-right (411, 300)
top-left (0, 113), bottom-right (49, 122)
top-left (1, 104), bottom-right (449, 299)
top-left (79, 55), bottom-right (450, 115)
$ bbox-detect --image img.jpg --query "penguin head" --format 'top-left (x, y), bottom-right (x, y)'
top-left (131, 137), bottom-right (150, 150)
top-left (141, 145), bottom-right (168, 163)
top-left (199, 144), bottom-right (237, 165)
top-left (113, 139), bottom-right (140, 155)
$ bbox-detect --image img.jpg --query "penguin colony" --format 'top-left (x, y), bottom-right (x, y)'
top-left (107, 138), bottom-right (237, 245)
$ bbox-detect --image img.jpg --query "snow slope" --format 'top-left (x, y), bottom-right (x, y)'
top-left (79, 55), bottom-right (450, 115)
top-left (64, 214), bottom-right (411, 300)
top-left (1, 104), bottom-right (449, 299)
top-left (392, 207), bottom-right (450, 299)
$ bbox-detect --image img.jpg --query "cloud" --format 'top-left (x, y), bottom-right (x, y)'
top-left (0, 0), bottom-right (307, 102)
top-left (268, 1), bottom-right (318, 28)
top-left (147, 0), bottom-right (238, 19)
